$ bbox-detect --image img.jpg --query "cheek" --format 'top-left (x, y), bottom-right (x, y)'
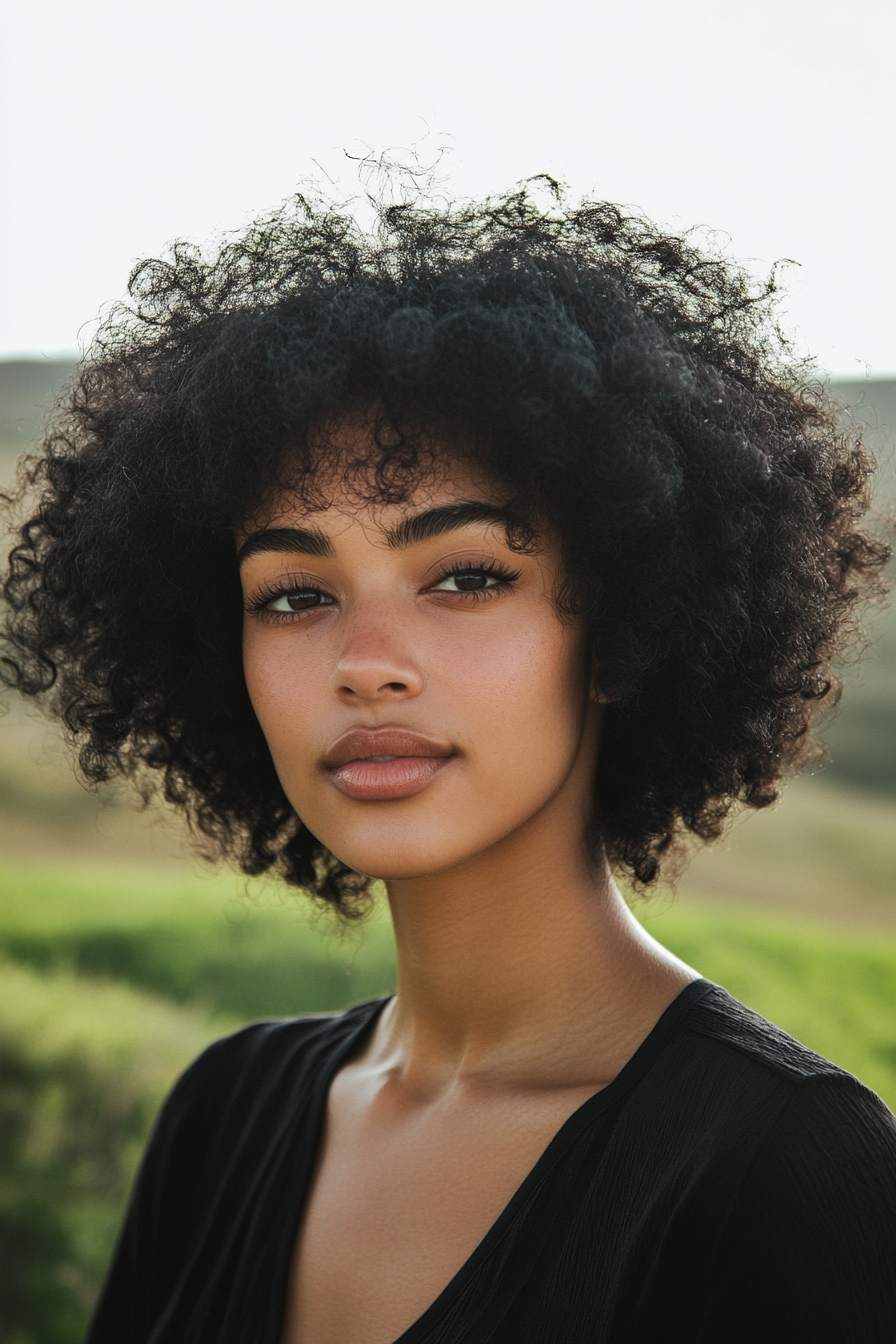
top-left (241, 626), bottom-right (330, 762)
top-left (458, 621), bottom-right (589, 774)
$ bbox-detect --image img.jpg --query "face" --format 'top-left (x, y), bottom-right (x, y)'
top-left (239, 437), bottom-right (601, 882)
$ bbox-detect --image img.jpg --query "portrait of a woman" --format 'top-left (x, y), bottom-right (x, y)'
top-left (4, 184), bottom-right (895, 1343)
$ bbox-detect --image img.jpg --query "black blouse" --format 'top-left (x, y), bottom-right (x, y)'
top-left (86, 980), bottom-right (896, 1343)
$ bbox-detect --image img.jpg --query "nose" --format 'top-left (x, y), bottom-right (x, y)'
top-left (330, 607), bottom-right (424, 704)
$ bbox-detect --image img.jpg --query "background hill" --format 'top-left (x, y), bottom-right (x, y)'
top-left (0, 359), bottom-right (75, 466)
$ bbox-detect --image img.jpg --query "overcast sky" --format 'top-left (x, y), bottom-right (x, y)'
top-left (1, 0), bottom-right (893, 376)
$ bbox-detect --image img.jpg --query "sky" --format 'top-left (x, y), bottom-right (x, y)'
top-left (1, 0), bottom-right (894, 376)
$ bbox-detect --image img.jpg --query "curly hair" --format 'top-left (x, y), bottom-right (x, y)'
top-left (2, 181), bottom-right (889, 916)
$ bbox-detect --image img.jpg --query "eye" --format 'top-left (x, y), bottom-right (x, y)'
top-left (431, 564), bottom-right (520, 595)
top-left (435, 570), bottom-right (490, 592)
top-left (267, 589), bottom-right (333, 613)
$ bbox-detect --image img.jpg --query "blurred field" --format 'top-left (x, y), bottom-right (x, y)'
top-left (0, 958), bottom-right (227, 1343)
top-left (677, 775), bottom-right (896, 927)
top-left (0, 861), bottom-right (398, 1019)
top-left (1, 359), bottom-right (895, 1341)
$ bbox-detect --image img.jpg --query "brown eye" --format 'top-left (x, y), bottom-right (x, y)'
top-left (435, 570), bottom-right (494, 593)
top-left (268, 590), bottom-right (330, 613)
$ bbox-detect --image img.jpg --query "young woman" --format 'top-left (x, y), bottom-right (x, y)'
top-left (4, 185), bottom-right (895, 1343)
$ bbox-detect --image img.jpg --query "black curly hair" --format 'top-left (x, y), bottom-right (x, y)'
top-left (2, 181), bottom-right (889, 916)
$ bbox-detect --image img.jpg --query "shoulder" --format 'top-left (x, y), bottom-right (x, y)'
top-left (615, 982), bottom-right (896, 1227)
top-left (169, 1011), bottom-right (340, 1095)
top-left (750, 1071), bottom-right (896, 1218)
top-left (150, 998), bottom-right (387, 1155)
top-left (183, 996), bottom-right (386, 1073)
top-left (633, 986), bottom-right (896, 1338)
top-left (683, 982), bottom-right (851, 1083)
top-left (119, 999), bottom-right (387, 1248)
top-left (697, 1023), bottom-right (896, 1338)
top-left (674, 984), bottom-right (896, 1224)
top-left (84, 1002), bottom-right (388, 1341)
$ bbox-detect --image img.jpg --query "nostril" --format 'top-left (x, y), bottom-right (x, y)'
top-left (335, 678), bottom-right (412, 699)
top-left (331, 659), bottom-right (422, 700)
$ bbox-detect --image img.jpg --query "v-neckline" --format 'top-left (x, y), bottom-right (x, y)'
top-left (274, 977), bottom-right (713, 1344)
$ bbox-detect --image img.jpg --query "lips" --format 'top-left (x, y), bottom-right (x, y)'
top-left (323, 727), bottom-right (456, 801)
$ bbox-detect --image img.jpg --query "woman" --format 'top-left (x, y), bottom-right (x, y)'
top-left (3, 184), bottom-right (895, 1343)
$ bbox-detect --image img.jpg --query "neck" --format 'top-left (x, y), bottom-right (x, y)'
top-left (378, 798), bottom-right (695, 1092)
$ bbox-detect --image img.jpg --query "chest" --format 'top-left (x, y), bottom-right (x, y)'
top-left (279, 1078), bottom-right (598, 1344)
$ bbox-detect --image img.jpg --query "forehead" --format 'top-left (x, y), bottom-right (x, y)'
top-left (235, 423), bottom-right (552, 568)
top-left (243, 413), bottom-right (512, 537)
top-left (256, 466), bottom-right (506, 534)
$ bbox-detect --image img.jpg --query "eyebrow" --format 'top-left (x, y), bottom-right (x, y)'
top-left (237, 502), bottom-right (525, 566)
top-left (237, 525), bottom-right (333, 564)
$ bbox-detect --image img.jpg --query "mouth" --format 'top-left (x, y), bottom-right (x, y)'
top-left (323, 727), bottom-right (456, 801)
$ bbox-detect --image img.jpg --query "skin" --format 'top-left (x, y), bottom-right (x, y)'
top-left (239, 426), bottom-right (697, 1344)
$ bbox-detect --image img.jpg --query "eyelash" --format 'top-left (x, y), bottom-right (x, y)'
top-left (430, 559), bottom-right (521, 599)
top-left (244, 573), bottom-right (325, 622)
top-left (246, 561), bottom-right (522, 622)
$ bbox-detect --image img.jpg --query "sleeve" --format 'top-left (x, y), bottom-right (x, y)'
top-left (84, 1028), bottom-right (261, 1344)
top-left (698, 1073), bottom-right (896, 1344)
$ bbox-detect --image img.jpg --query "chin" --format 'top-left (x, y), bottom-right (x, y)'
top-left (317, 818), bottom-right (496, 884)
top-left (304, 793), bottom-right (552, 886)
top-left (329, 843), bottom-right (466, 883)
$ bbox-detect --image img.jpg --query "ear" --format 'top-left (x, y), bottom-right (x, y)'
top-left (588, 669), bottom-right (612, 704)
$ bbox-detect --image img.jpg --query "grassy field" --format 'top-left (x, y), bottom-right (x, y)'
top-left (0, 957), bottom-right (226, 1343)
top-left (0, 861), bottom-right (398, 1019)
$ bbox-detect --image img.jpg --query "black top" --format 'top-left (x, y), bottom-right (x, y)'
top-left (86, 981), bottom-right (896, 1344)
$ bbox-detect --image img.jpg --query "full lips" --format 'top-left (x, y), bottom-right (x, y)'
top-left (327, 755), bottom-right (453, 801)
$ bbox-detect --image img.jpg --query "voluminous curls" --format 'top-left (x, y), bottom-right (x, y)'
top-left (2, 182), bottom-right (890, 915)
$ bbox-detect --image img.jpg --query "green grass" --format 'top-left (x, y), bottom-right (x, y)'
top-left (0, 959), bottom-right (226, 1344)
top-left (0, 861), bottom-right (398, 1019)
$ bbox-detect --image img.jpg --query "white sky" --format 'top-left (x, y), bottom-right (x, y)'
top-left (1, 0), bottom-right (894, 375)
